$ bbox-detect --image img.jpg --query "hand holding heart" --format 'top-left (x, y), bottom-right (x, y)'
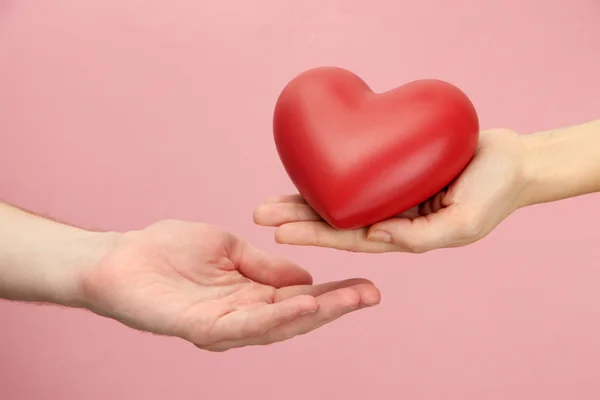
top-left (255, 128), bottom-right (530, 253)
top-left (254, 67), bottom-right (529, 253)
top-left (271, 67), bottom-right (480, 230)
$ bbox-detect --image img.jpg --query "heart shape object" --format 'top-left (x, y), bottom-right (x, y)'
top-left (273, 66), bottom-right (479, 230)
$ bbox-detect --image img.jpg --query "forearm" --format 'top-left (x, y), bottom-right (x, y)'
top-left (521, 119), bottom-right (600, 207)
top-left (0, 203), bottom-right (114, 307)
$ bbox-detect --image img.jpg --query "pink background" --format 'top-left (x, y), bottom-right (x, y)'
top-left (1, 0), bottom-right (600, 399)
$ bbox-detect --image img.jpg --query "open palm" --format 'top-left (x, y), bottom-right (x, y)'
top-left (78, 220), bottom-right (380, 351)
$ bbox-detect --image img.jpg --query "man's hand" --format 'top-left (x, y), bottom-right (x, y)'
top-left (0, 205), bottom-right (380, 352)
top-left (253, 129), bottom-right (530, 253)
top-left (78, 221), bottom-right (380, 351)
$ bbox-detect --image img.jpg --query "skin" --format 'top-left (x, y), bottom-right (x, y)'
top-left (3, 119), bottom-right (597, 352)
top-left (254, 119), bottom-right (600, 254)
top-left (0, 205), bottom-right (380, 352)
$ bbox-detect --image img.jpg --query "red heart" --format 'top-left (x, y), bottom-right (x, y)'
top-left (273, 67), bottom-right (479, 230)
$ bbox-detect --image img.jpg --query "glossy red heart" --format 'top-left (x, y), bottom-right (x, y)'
top-left (273, 67), bottom-right (479, 229)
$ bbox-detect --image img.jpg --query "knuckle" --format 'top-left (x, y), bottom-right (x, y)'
top-left (405, 241), bottom-right (428, 254)
top-left (293, 205), bottom-right (304, 221)
top-left (202, 344), bottom-right (230, 352)
top-left (150, 219), bottom-right (180, 229)
top-left (344, 235), bottom-right (362, 253)
top-left (400, 235), bottom-right (428, 254)
top-left (457, 215), bottom-right (484, 240)
top-left (311, 223), bottom-right (324, 246)
top-left (483, 128), bottom-right (513, 135)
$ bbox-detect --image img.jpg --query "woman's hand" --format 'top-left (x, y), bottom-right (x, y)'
top-left (254, 129), bottom-right (531, 253)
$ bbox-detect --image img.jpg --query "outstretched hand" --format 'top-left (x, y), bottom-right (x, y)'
top-left (254, 129), bottom-right (531, 253)
top-left (78, 220), bottom-right (380, 351)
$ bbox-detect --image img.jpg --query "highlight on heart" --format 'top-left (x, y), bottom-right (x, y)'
top-left (272, 66), bottom-right (479, 229)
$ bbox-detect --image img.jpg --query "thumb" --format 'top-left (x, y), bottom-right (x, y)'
top-left (366, 207), bottom-right (478, 253)
top-left (234, 240), bottom-right (313, 288)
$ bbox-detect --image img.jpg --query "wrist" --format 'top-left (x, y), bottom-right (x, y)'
top-left (518, 131), bottom-right (550, 208)
top-left (51, 230), bottom-right (120, 308)
top-left (0, 203), bottom-right (119, 308)
top-left (518, 119), bottom-right (600, 207)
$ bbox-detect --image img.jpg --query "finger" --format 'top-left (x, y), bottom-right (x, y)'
top-left (265, 194), bottom-right (306, 204)
top-left (276, 278), bottom-right (381, 307)
top-left (253, 202), bottom-right (321, 227)
top-left (366, 206), bottom-right (478, 253)
top-left (204, 307), bottom-right (366, 352)
top-left (205, 284), bottom-right (378, 351)
top-left (262, 302), bottom-right (362, 344)
top-left (202, 294), bottom-right (319, 345)
top-left (274, 221), bottom-right (398, 253)
top-left (395, 205), bottom-right (421, 219)
top-left (420, 199), bottom-right (433, 216)
top-left (431, 191), bottom-right (446, 213)
top-left (266, 283), bottom-right (380, 342)
top-left (420, 191), bottom-right (447, 216)
top-left (234, 241), bottom-right (313, 287)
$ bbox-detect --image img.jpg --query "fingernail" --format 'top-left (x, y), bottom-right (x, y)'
top-left (301, 308), bottom-right (318, 316)
top-left (367, 230), bottom-right (392, 243)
